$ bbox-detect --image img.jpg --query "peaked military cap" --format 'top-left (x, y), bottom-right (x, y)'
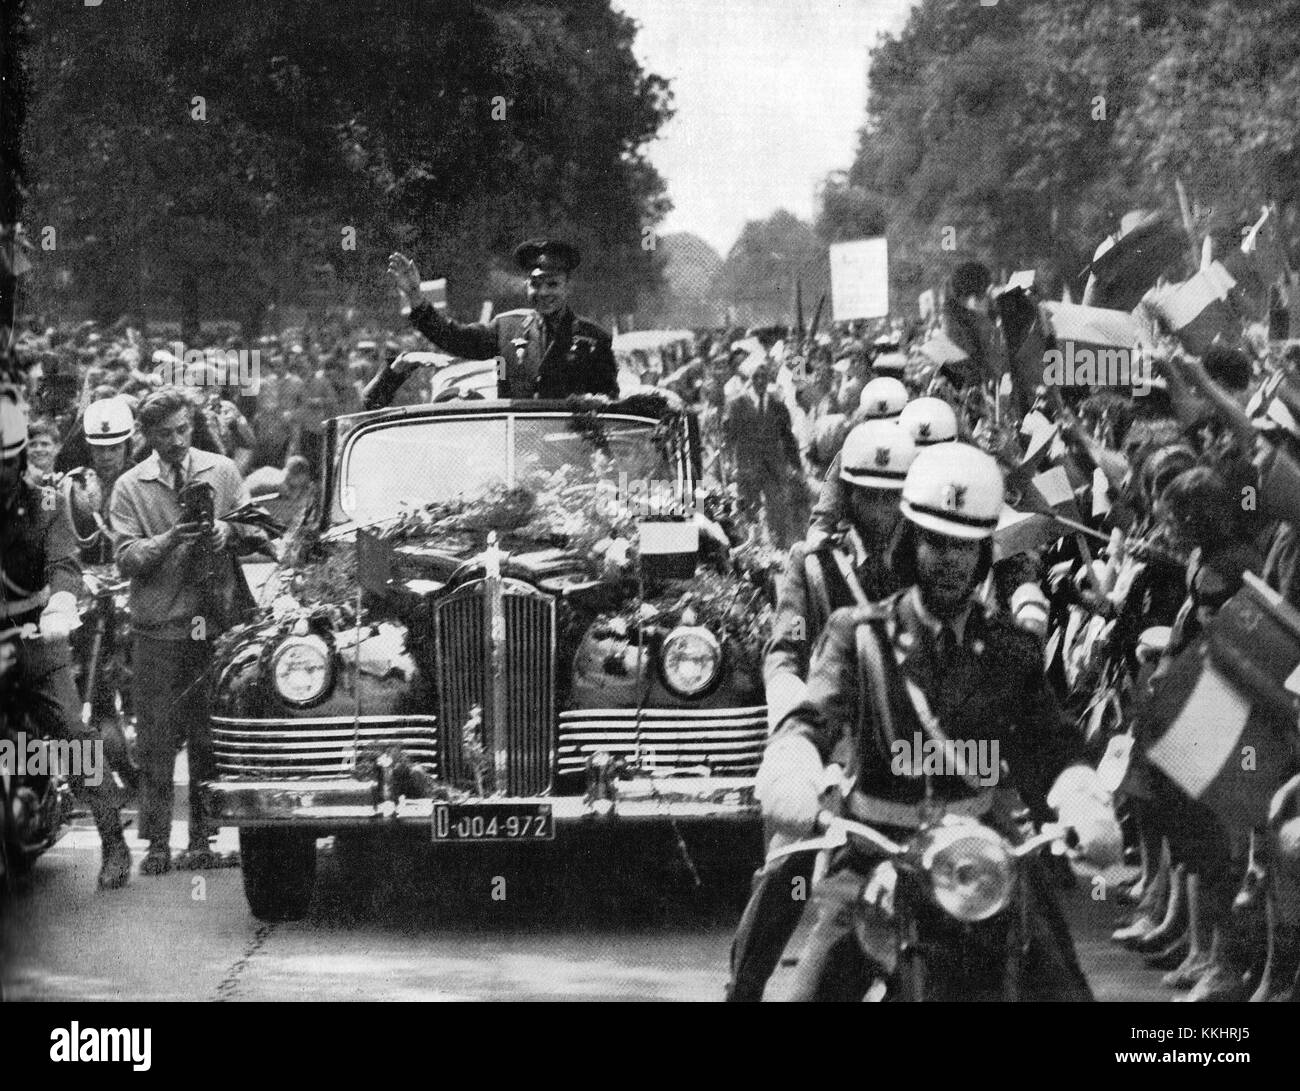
top-left (514, 238), bottom-right (581, 275)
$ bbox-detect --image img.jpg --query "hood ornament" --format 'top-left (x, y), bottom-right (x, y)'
top-left (481, 530), bottom-right (507, 579)
top-left (461, 704), bottom-right (487, 796)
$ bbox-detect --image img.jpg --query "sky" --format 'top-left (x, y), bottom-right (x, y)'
top-left (614, 0), bottom-right (918, 258)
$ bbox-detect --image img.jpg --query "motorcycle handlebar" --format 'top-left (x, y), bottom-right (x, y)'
top-left (765, 812), bottom-right (907, 866)
top-left (766, 813), bottom-right (1078, 867)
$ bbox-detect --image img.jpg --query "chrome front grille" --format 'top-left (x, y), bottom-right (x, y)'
top-left (557, 706), bottom-right (767, 778)
top-left (433, 577), bottom-right (556, 795)
top-left (213, 715), bottom-right (438, 778)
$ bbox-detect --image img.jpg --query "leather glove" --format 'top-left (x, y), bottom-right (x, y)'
top-left (38, 590), bottom-right (81, 641)
top-left (755, 734), bottom-right (823, 837)
top-left (1048, 765), bottom-right (1122, 868)
top-left (764, 672), bottom-right (808, 734)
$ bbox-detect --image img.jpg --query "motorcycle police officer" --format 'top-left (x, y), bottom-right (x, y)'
top-left (0, 392), bottom-right (131, 889)
top-left (63, 395), bottom-right (136, 565)
top-left (372, 240), bottom-right (619, 406)
top-left (764, 419), bottom-right (919, 729)
top-left (726, 419), bottom-right (918, 1002)
top-left (751, 442), bottom-right (1121, 1000)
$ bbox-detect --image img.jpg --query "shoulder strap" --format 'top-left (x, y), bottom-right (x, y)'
top-left (854, 616), bottom-right (907, 772)
top-left (803, 550), bottom-right (833, 639)
top-left (830, 547), bottom-right (870, 607)
top-left (854, 604), bottom-right (984, 789)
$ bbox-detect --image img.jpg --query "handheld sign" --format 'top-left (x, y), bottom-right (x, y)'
top-left (829, 238), bottom-right (889, 322)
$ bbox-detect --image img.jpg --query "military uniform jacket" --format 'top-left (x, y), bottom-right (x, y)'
top-left (1, 480), bottom-right (82, 624)
top-left (778, 588), bottom-right (1081, 813)
top-left (366, 301), bottom-right (618, 407)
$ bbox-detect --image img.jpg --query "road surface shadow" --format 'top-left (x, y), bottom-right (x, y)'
top-left (304, 824), bottom-right (762, 934)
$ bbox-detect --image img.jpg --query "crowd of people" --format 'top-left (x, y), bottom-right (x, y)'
top-left (691, 262), bottom-right (1300, 1003)
top-left (3, 238), bottom-right (1300, 1003)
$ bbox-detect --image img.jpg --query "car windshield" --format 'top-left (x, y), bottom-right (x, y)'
top-left (335, 412), bottom-right (677, 527)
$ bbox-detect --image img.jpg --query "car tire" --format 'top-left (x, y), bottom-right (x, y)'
top-left (240, 827), bottom-right (317, 922)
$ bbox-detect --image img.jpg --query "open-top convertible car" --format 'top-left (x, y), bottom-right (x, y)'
top-left (206, 391), bottom-right (773, 920)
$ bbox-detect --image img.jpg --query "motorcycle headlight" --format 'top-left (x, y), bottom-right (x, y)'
top-left (658, 625), bottom-right (722, 697)
top-left (271, 634), bottom-right (333, 707)
top-left (918, 820), bottom-right (1015, 922)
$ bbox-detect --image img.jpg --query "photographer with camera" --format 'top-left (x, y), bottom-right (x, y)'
top-left (108, 388), bottom-right (263, 875)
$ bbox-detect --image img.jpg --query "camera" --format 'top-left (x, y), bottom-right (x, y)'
top-left (178, 481), bottom-right (215, 529)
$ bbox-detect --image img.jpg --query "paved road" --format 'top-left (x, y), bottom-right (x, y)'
top-left (3, 810), bottom-right (1173, 1002)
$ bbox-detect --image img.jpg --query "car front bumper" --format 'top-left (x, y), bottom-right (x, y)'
top-left (205, 776), bottom-right (759, 828)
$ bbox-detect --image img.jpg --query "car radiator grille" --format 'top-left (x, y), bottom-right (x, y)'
top-left (212, 716), bottom-right (439, 778)
top-left (557, 706), bottom-right (768, 777)
top-left (433, 577), bottom-right (556, 796)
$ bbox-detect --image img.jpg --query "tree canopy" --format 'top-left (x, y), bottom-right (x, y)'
top-left (818, 0), bottom-right (1300, 307)
top-left (17, 0), bottom-right (672, 335)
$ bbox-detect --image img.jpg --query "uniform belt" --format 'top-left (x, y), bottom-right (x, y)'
top-left (0, 587), bottom-right (50, 620)
top-left (847, 786), bottom-right (995, 829)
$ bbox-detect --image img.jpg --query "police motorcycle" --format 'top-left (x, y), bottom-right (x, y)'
top-left (0, 623), bottom-right (74, 885)
top-left (55, 396), bottom-right (143, 798)
top-left (754, 443), bottom-right (1110, 1001)
top-left (76, 568), bottom-right (138, 798)
top-left (765, 789), bottom-right (1079, 1002)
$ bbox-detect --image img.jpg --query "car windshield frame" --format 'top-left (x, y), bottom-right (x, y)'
top-left (330, 410), bottom-right (688, 529)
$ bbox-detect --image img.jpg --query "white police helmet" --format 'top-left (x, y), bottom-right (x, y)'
top-left (899, 396), bottom-right (958, 446)
top-left (900, 442), bottom-right (1004, 540)
top-left (839, 419), bottom-right (918, 490)
top-left (858, 376), bottom-right (908, 419)
top-left (84, 395), bottom-right (135, 447)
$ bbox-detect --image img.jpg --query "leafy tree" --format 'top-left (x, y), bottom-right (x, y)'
top-left (713, 210), bottom-right (829, 329)
top-left (820, 0), bottom-right (1297, 308)
top-left (18, 0), bottom-right (671, 335)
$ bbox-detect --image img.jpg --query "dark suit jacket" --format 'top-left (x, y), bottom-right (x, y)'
top-left (721, 389), bottom-right (802, 476)
top-left (364, 301), bottom-right (618, 408)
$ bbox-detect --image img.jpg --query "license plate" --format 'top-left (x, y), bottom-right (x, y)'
top-left (432, 802), bottom-right (554, 842)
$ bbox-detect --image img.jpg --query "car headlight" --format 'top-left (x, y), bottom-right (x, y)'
top-left (271, 634), bottom-right (333, 707)
top-left (918, 820), bottom-right (1015, 922)
top-left (659, 625), bottom-right (722, 697)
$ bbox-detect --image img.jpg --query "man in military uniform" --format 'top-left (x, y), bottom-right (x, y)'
top-left (750, 443), bottom-right (1121, 1000)
top-left (370, 240), bottom-right (618, 407)
top-left (1, 393), bottom-right (131, 889)
top-left (726, 419), bottom-right (918, 1002)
